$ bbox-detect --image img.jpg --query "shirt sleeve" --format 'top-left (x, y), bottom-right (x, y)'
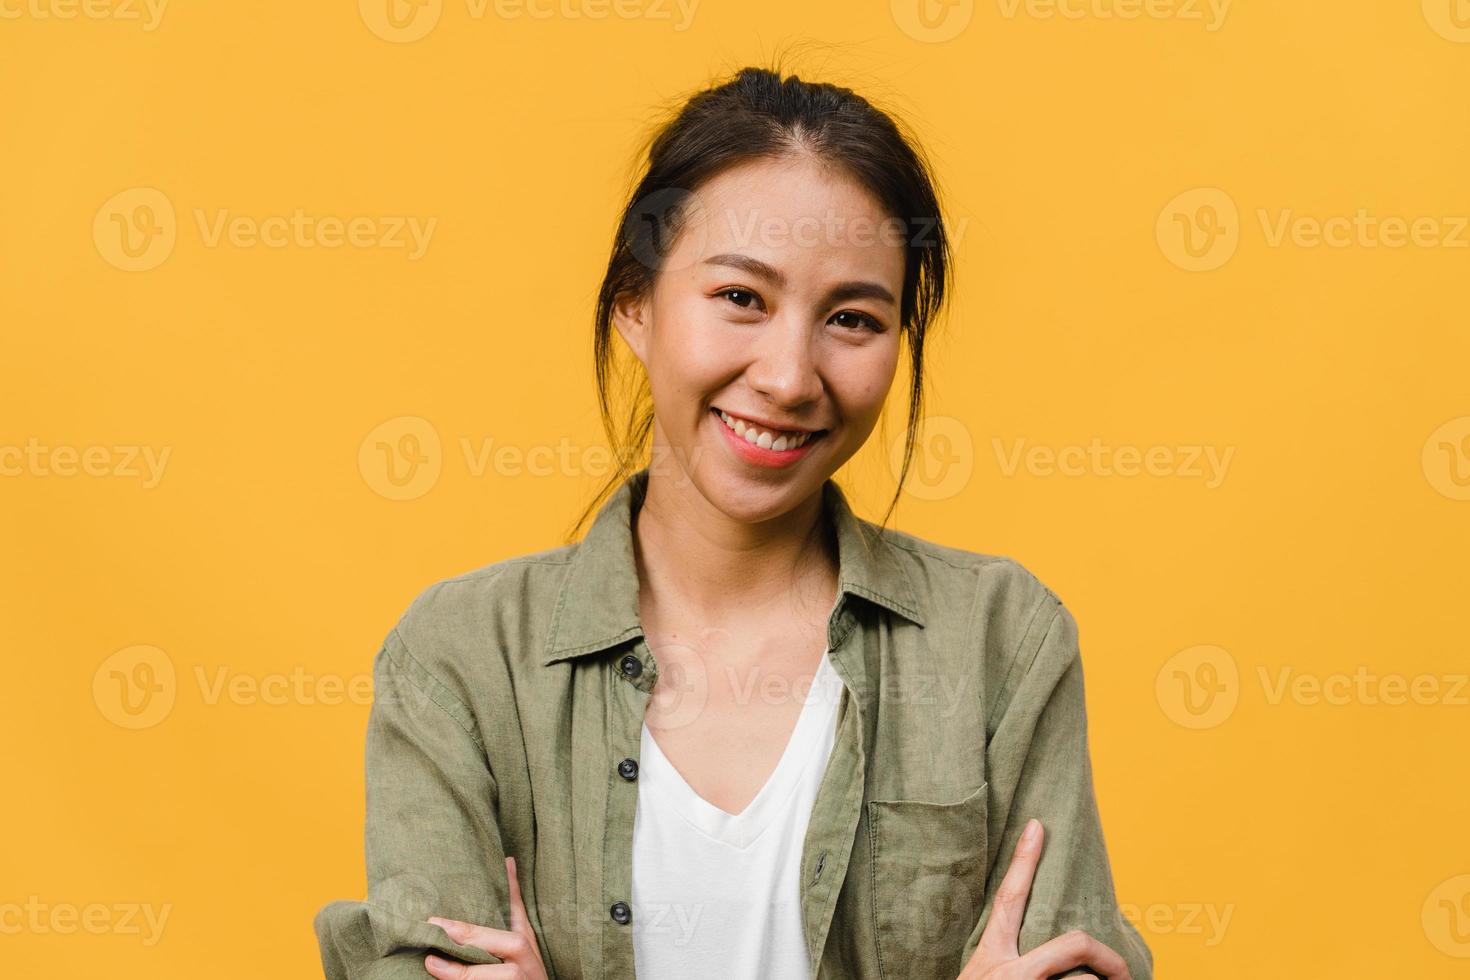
top-left (962, 595), bottom-right (1155, 979)
top-left (314, 627), bottom-right (511, 980)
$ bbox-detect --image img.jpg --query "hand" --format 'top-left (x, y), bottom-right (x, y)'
top-left (957, 819), bottom-right (1132, 980)
top-left (423, 856), bottom-right (549, 980)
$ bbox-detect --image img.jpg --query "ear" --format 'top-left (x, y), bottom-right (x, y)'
top-left (611, 289), bottom-right (651, 366)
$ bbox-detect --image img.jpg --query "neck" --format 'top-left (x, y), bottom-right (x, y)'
top-left (631, 466), bottom-right (837, 631)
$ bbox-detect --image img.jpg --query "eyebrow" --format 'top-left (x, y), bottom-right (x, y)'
top-left (703, 253), bottom-right (897, 307)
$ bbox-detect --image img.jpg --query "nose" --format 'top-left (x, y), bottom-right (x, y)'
top-left (743, 312), bottom-right (824, 411)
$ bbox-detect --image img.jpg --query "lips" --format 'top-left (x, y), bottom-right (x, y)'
top-left (711, 408), bottom-right (825, 452)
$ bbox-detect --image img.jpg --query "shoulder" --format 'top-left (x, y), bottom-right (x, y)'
top-left (875, 524), bottom-right (1084, 723)
top-left (400, 543), bottom-right (575, 632)
top-left (873, 523), bottom-right (1080, 690)
top-left (876, 522), bottom-right (1067, 638)
top-left (379, 542), bottom-right (579, 684)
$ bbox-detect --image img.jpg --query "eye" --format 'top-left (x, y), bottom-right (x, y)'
top-left (715, 287), bottom-right (764, 311)
top-left (830, 309), bottom-right (884, 332)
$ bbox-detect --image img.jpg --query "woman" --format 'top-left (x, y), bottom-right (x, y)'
top-left (315, 66), bottom-right (1153, 980)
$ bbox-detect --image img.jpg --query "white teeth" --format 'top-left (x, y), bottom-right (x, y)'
top-left (716, 410), bottom-right (814, 451)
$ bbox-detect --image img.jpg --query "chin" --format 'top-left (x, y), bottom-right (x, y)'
top-left (695, 468), bottom-right (816, 525)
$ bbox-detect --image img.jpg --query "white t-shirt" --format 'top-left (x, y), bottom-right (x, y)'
top-left (630, 648), bottom-right (845, 979)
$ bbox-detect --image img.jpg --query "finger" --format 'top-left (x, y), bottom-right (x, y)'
top-left (505, 856), bottom-right (523, 924)
top-left (427, 916), bottom-right (533, 963)
top-left (1017, 929), bottom-right (1130, 980)
top-left (505, 856), bottom-right (536, 945)
top-left (423, 953), bottom-right (516, 978)
top-left (978, 818), bottom-right (1044, 954)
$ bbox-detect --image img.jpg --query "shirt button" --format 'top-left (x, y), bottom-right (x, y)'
top-left (618, 654), bottom-right (643, 678)
top-left (617, 758), bottom-right (639, 781)
top-left (609, 901), bottom-right (632, 924)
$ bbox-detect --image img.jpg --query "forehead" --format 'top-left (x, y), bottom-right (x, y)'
top-left (697, 155), bottom-right (882, 222)
top-left (676, 155), bottom-right (907, 286)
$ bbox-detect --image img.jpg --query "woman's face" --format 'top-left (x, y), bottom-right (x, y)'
top-left (613, 155), bottom-right (907, 524)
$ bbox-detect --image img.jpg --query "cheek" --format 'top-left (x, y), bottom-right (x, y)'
top-left (644, 294), bottom-right (737, 402)
top-left (649, 295), bottom-right (742, 375)
top-left (834, 341), bottom-right (902, 422)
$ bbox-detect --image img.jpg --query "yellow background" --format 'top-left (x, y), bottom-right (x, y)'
top-left (3, 0), bottom-right (1468, 976)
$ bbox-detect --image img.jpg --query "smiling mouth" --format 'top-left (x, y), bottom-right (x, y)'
top-left (711, 408), bottom-right (826, 452)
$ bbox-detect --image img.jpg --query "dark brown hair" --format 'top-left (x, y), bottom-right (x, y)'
top-left (566, 61), bottom-right (953, 543)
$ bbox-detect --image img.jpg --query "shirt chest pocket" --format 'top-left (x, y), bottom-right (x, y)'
top-left (866, 780), bottom-right (990, 980)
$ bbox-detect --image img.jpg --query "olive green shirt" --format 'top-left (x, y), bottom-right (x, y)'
top-left (314, 467), bottom-right (1153, 980)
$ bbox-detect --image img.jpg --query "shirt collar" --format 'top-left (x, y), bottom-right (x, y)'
top-left (542, 466), bottom-right (926, 665)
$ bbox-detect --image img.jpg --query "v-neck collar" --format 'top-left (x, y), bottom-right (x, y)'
top-left (637, 649), bottom-right (842, 850)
